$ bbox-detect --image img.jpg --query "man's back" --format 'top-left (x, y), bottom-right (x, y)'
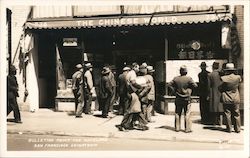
top-left (170, 75), bottom-right (197, 99)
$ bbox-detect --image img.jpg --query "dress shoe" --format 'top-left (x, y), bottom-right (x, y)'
top-left (141, 126), bottom-right (149, 131)
top-left (75, 116), bottom-right (83, 118)
top-left (185, 130), bottom-right (193, 133)
top-left (15, 120), bottom-right (22, 123)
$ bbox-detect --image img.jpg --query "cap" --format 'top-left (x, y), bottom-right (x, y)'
top-left (180, 65), bottom-right (187, 73)
top-left (101, 67), bottom-right (111, 74)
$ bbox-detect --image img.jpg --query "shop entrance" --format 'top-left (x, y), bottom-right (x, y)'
top-left (38, 34), bottom-right (57, 108)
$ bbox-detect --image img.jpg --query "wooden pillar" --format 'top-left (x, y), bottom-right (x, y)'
top-left (163, 38), bottom-right (169, 114)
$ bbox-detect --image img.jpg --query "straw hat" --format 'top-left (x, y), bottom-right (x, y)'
top-left (224, 63), bottom-right (236, 71)
top-left (122, 67), bottom-right (131, 71)
top-left (147, 66), bottom-right (155, 73)
top-left (75, 64), bottom-right (83, 69)
top-left (85, 63), bottom-right (93, 68)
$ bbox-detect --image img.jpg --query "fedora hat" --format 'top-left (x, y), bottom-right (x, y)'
top-left (10, 64), bottom-right (17, 72)
top-left (199, 62), bottom-right (207, 68)
top-left (101, 67), bottom-right (111, 74)
top-left (224, 63), bottom-right (236, 71)
top-left (75, 64), bottom-right (83, 69)
top-left (147, 66), bottom-right (155, 73)
top-left (212, 62), bottom-right (220, 69)
top-left (122, 67), bottom-right (131, 71)
top-left (85, 63), bottom-right (93, 68)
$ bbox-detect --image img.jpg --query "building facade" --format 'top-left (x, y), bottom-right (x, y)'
top-left (7, 5), bottom-right (244, 114)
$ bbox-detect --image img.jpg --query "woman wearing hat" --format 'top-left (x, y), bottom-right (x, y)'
top-left (219, 63), bottom-right (242, 133)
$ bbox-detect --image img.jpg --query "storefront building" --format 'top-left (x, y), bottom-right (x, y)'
top-left (8, 5), bottom-right (244, 114)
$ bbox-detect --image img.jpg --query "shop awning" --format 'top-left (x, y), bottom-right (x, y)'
top-left (25, 12), bottom-right (232, 29)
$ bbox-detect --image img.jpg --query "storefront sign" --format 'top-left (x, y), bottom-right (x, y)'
top-left (25, 13), bottom-right (232, 29)
top-left (176, 41), bottom-right (215, 59)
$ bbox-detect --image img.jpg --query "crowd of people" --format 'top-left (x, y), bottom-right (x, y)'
top-left (70, 61), bottom-right (242, 133)
top-left (198, 62), bottom-right (242, 133)
top-left (7, 61), bottom-right (242, 134)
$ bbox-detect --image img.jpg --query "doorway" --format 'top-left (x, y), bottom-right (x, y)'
top-left (38, 34), bottom-right (57, 108)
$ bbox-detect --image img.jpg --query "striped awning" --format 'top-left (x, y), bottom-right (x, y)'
top-left (25, 12), bottom-right (232, 29)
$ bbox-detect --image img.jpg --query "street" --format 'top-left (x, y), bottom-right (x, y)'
top-left (7, 134), bottom-right (243, 151)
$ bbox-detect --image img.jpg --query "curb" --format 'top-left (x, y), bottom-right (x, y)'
top-left (7, 130), bottom-right (243, 145)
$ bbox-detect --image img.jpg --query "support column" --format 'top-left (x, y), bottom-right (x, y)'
top-left (26, 35), bottom-right (39, 112)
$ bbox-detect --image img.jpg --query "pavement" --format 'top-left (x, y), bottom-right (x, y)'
top-left (7, 109), bottom-right (244, 145)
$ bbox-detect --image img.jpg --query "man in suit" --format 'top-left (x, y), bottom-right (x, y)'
top-left (198, 62), bottom-right (210, 124)
top-left (118, 66), bottom-right (131, 115)
top-left (99, 66), bottom-right (113, 118)
top-left (168, 65), bottom-right (198, 133)
top-left (83, 63), bottom-right (94, 114)
top-left (72, 64), bottom-right (83, 114)
top-left (208, 62), bottom-right (224, 126)
top-left (145, 65), bottom-right (155, 122)
top-left (7, 65), bottom-right (22, 123)
top-left (219, 63), bottom-right (241, 133)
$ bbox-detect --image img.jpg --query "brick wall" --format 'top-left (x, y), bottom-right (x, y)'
top-left (10, 6), bottom-right (31, 110)
top-left (234, 5), bottom-right (244, 69)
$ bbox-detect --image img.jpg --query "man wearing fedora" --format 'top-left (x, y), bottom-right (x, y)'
top-left (72, 64), bottom-right (83, 114)
top-left (168, 65), bottom-right (198, 133)
top-left (208, 62), bottom-right (224, 126)
top-left (118, 66), bottom-right (131, 115)
top-left (99, 66), bottom-right (113, 118)
top-left (83, 63), bottom-right (94, 115)
top-left (219, 63), bottom-right (242, 133)
top-left (7, 65), bottom-right (22, 123)
top-left (198, 62), bottom-right (210, 124)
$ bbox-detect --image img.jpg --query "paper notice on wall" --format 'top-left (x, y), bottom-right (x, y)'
top-left (166, 60), bottom-right (227, 82)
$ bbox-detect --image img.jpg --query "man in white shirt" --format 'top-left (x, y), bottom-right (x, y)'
top-left (83, 63), bottom-right (94, 115)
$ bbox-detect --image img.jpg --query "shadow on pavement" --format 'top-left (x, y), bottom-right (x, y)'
top-left (93, 114), bottom-right (103, 118)
top-left (203, 126), bottom-right (227, 132)
top-left (155, 125), bottom-right (179, 132)
top-left (67, 111), bottom-right (76, 116)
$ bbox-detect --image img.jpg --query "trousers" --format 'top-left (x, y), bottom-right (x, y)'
top-left (175, 99), bottom-right (192, 132)
top-left (223, 104), bottom-right (241, 132)
top-left (7, 97), bottom-right (21, 121)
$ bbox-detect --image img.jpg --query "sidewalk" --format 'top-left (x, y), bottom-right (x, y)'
top-left (7, 109), bottom-right (244, 145)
